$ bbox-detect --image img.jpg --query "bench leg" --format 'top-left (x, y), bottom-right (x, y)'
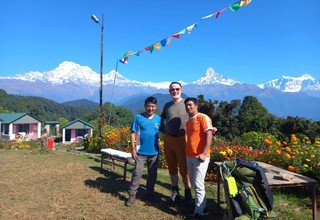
top-left (217, 168), bottom-right (221, 204)
top-left (312, 183), bottom-right (317, 220)
top-left (124, 161), bottom-right (128, 181)
top-left (112, 158), bottom-right (115, 170)
top-left (101, 154), bottom-right (103, 168)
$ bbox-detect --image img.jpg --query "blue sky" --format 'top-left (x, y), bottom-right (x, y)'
top-left (0, 0), bottom-right (319, 84)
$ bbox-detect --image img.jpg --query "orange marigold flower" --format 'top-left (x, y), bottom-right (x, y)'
top-left (290, 134), bottom-right (297, 142)
top-left (276, 141), bottom-right (281, 146)
top-left (282, 141), bottom-right (287, 146)
top-left (285, 147), bottom-right (291, 152)
top-left (285, 154), bottom-right (291, 160)
top-left (264, 138), bottom-right (271, 145)
top-left (288, 165), bottom-right (295, 172)
top-left (275, 149), bottom-right (281, 155)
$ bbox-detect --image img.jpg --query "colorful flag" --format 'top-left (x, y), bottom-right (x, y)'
top-left (145, 45), bottom-right (155, 53)
top-left (172, 34), bottom-right (180, 39)
top-left (123, 51), bottom-right (135, 57)
top-left (135, 50), bottom-right (144, 56)
top-left (154, 42), bottom-right (161, 50)
top-left (201, 13), bottom-right (214, 20)
top-left (178, 29), bottom-right (187, 35)
top-left (186, 24), bottom-right (197, 34)
top-left (216, 8), bottom-right (227, 18)
top-left (229, 1), bottom-right (241, 11)
top-left (119, 57), bottom-right (128, 64)
top-left (240, 0), bottom-right (251, 7)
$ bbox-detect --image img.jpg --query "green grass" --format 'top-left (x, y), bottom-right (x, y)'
top-left (0, 148), bottom-right (317, 219)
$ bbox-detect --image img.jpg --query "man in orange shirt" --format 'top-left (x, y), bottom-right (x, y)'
top-left (184, 97), bottom-right (217, 218)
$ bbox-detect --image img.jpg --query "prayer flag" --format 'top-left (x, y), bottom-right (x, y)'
top-left (216, 8), bottom-right (227, 18)
top-left (145, 45), bottom-right (155, 53)
top-left (154, 42), bottom-right (161, 50)
top-left (172, 34), bottom-right (180, 39)
top-left (119, 57), bottom-right (128, 64)
top-left (135, 50), bottom-right (144, 56)
top-left (201, 13), bottom-right (214, 20)
top-left (186, 24), bottom-right (196, 34)
top-left (123, 51), bottom-right (135, 57)
top-left (229, 1), bottom-right (241, 11)
top-left (240, 0), bottom-right (251, 7)
top-left (178, 29), bottom-right (187, 35)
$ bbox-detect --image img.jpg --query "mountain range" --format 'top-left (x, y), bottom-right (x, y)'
top-left (1, 61), bottom-right (320, 120)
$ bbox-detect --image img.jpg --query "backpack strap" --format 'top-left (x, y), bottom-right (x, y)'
top-left (235, 159), bottom-right (274, 210)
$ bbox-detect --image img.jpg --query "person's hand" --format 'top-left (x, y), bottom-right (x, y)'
top-left (196, 153), bottom-right (207, 162)
top-left (131, 148), bottom-right (137, 160)
top-left (212, 127), bottom-right (218, 135)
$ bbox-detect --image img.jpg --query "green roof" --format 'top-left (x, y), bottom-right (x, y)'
top-left (62, 119), bottom-right (94, 129)
top-left (0, 113), bottom-right (27, 123)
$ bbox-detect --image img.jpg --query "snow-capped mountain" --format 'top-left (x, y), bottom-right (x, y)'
top-left (258, 74), bottom-right (320, 93)
top-left (1, 61), bottom-right (320, 120)
top-left (1, 61), bottom-right (141, 87)
top-left (192, 67), bottom-right (239, 86)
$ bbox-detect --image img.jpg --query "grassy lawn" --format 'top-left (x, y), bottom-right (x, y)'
top-left (0, 149), bottom-right (317, 220)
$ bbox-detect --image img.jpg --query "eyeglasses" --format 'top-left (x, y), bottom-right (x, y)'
top-left (170, 88), bottom-right (180, 92)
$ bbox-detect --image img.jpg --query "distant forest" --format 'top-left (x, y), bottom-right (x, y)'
top-left (0, 89), bottom-right (133, 127)
top-left (1, 89), bottom-right (320, 142)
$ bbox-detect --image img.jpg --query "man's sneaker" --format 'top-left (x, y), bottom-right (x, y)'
top-left (187, 208), bottom-right (209, 219)
top-left (203, 207), bottom-right (209, 216)
top-left (184, 188), bottom-right (193, 204)
top-left (169, 190), bottom-right (181, 203)
top-left (125, 195), bottom-right (136, 207)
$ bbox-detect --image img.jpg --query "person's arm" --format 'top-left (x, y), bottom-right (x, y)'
top-left (130, 132), bottom-right (138, 160)
top-left (197, 130), bottom-right (213, 162)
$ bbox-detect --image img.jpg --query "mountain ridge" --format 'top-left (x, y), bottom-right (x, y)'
top-left (1, 61), bottom-right (320, 120)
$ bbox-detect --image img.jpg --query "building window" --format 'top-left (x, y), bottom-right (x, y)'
top-left (17, 124), bottom-right (30, 133)
top-left (2, 124), bottom-right (9, 134)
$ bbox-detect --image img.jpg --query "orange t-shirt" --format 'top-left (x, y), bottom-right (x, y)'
top-left (186, 113), bottom-right (213, 157)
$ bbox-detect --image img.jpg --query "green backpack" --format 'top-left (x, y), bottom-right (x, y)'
top-left (220, 159), bottom-right (277, 220)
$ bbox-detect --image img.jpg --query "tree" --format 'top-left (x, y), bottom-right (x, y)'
top-left (213, 99), bottom-right (241, 140)
top-left (238, 96), bottom-right (269, 133)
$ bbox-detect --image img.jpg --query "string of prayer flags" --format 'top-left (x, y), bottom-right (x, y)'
top-left (118, 0), bottom-right (252, 64)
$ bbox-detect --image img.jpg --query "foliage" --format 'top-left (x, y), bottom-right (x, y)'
top-left (0, 89), bottom-right (133, 129)
top-left (10, 139), bottom-right (40, 150)
top-left (210, 134), bottom-right (320, 182)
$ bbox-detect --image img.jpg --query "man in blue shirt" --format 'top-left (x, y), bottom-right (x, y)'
top-left (125, 96), bottom-right (161, 207)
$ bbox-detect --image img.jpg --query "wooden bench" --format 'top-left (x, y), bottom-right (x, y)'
top-left (214, 161), bottom-right (318, 220)
top-left (101, 148), bottom-right (135, 181)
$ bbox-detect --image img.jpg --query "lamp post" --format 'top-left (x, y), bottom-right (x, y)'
top-left (91, 13), bottom-right (104, 148)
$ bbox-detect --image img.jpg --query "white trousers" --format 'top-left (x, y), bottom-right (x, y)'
top-left (186, 156), bottom-right (210, 215)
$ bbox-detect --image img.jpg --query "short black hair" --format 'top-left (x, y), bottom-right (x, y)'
top-left (169, 82), bottom-right (182, 88)
top-left (145, 96), bottom-right (157, 105)
top-left (184, 97), bottom-right (198, 106)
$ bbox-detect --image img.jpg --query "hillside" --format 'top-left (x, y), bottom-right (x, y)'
top-left (0, 89), bottom-right (95, 122)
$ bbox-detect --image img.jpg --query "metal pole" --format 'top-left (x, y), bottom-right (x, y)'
top-left (99, 13), bottom-right (104, 149)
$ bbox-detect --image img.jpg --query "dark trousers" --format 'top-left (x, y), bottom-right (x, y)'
top-left (128, 154), bottom-right (159, 196)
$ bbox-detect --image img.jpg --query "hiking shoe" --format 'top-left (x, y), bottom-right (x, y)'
top-left (187, 208), bottom-right (209, 219)
top-left (125, 195), bottom-right (136, 207)
top-left (187, 212), bottom-right (208, 220)
top-left (169, 190), bottom-right (181, 203)
top-left (184, 188), bottom-right (193, 204)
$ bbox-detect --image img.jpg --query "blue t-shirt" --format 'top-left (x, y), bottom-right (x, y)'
top-left (131, 113), bottom-right (161, 156)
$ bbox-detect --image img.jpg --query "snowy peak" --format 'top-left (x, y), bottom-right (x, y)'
top-left (192, 67), bottom-right (239, 86)
top-left (1, 61), bottom-right (136, 86)
top-left (258, 74), bottom-right (320, 92)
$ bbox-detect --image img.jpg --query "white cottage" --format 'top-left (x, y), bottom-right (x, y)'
top-left (62, 119), bottom-right (94, 143)
top-left (0, 113), bottom-right (41, 140)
